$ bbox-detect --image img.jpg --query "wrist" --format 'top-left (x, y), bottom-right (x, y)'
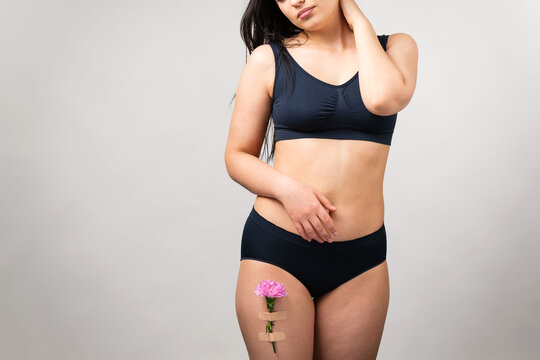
top-left (274, 174), bottom-right (294, 202)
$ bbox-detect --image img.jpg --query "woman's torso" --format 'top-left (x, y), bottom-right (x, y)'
top-left (254, 36), bottom-right (392, 242)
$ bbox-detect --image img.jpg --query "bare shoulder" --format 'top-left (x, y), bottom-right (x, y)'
top-left (385, 32), bottom-right (419, 73)
top-left (386, 33), bottom-right (418, 55)
top-left (249, 43), bottom-right (275, 69)
top-left (245, 43), bottom-right (276, 99)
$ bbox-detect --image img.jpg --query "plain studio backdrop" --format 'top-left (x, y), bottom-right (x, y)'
top-left (1, 0), bottom-right (539, 359)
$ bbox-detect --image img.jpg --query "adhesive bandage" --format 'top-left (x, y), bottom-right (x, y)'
top-left (257, 311), bottom-right (287, 321)
top-left (258, 331), bottom-right (286, 342)
top-left (258, 311), bottom-right (287, 342)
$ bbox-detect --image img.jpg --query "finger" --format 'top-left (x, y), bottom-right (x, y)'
top-left (294, 221), bottom-right (310, 242)
top-left (302, 220), bottom-right (323, 243)
top-left (307, 217), bottom-right (328, 243)
top-left (317, 209), bottom-right (339, 237)
top-left (297, 221), bottom-right (312, 242)
top-left (314, 190), bottom-right (337, 212)
top-left (310, 216), bottom-right (332, 243)
top-left (316, 215), bottom-right (335, 243)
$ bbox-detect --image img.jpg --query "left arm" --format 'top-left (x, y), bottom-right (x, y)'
top-left (340, 0), bottom-right (418, 115)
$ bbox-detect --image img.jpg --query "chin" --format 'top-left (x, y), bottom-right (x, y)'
top-left (297, 21), bottom-right (324, 32)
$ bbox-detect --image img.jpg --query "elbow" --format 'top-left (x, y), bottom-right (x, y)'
top-left (367, 72), bottom-right (409, 115)
top-left (368, 84), bottom-right (409, 115)
top-left (224, 156), bottom-right (235, 181)
top-left (224, 148), bottom-right (235, 179)
top-left (224, 149), bottom-right (242, 182)
top-left (367, 96), bottom-right (399, 116)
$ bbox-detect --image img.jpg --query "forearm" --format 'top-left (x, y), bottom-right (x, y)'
top-left (225, 151), bottom-right (293, 202)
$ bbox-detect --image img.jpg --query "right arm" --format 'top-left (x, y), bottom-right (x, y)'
top-left (224, 44), bottom-right (338, 242)
top-left (224, 44), bottom-right (291, 201)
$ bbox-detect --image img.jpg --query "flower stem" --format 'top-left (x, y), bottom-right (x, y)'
top-left (265, 297), bottom-right (278, 353)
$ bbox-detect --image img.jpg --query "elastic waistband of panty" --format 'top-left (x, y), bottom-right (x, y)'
top-left (248, 205), bottom-right (385, 250)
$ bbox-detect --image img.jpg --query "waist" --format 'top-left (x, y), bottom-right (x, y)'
top-left (258, 139), bottom-right (389, 241)
top-left (273, 138), bottom-right (388, 199)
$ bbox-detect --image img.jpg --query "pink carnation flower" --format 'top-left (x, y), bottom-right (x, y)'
top-left (254, 280), bottom-right (288, 354)
top-left (254, 279), bottom-right (288, 298)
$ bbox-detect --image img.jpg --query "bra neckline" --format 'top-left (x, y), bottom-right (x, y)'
top-left (281, 45), bottom-right (359, 89)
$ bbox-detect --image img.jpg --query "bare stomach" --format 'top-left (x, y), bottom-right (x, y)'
top-left (253, 138), bottom-right (390, 242)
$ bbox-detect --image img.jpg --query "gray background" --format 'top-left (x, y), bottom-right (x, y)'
top-left (1, 0), bottom-right (539, 359)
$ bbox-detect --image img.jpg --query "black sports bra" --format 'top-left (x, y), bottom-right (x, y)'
top-left (268, 35), bottom-right (398, 145)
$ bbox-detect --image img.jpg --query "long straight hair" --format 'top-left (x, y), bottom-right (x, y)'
top-left (230, 0), bottom-right (307, 163)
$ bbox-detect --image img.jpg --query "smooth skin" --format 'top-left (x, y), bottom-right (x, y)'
top-left (225, 0), bottom-right (418, 359)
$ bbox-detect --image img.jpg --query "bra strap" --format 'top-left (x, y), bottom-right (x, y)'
top-left (268, 41), bottom-right (280, 62)
top-left (377, 34), bottom-right (389, 51)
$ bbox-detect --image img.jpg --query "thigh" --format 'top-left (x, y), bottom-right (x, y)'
top-left (313, 260), bottom-right (390, 360)
top-left (236, 259), bottom-right (315, 360)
